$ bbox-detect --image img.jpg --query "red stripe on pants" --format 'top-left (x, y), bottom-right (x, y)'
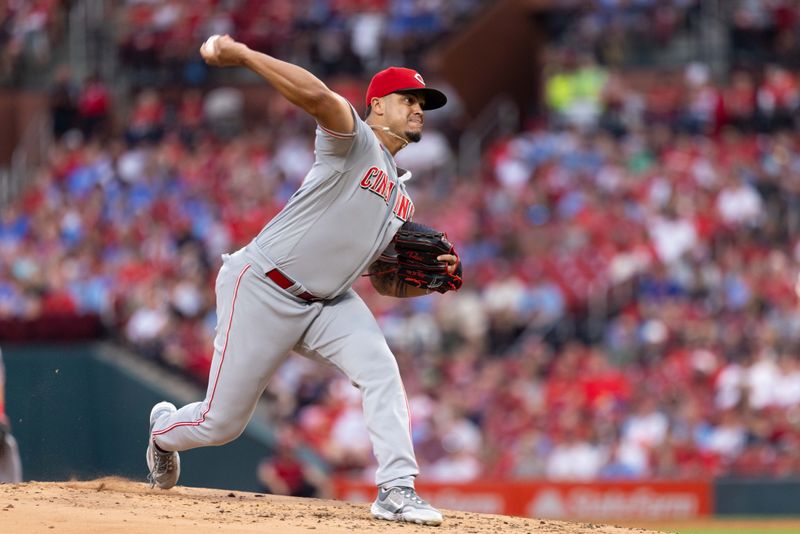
top-left (153, 263), bottom-right (252, 436)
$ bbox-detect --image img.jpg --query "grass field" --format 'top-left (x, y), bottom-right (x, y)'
top-left (619, 518), bottom-right (800, 534)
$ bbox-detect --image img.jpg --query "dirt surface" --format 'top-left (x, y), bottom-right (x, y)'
top-left (0, 478), bottom-right (668, 534)
top-left (620, 518), bottom-right (800, 532)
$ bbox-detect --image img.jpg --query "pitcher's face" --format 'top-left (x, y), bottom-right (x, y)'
top-left (378, 92), bottom-right (426, 143)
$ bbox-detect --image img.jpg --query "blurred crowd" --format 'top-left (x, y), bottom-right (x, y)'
top-left (546, 55), bottom-right (800, 135)
top-left (545, 0), bottom-right (700, 68)
top-left (0, 0), bottom-right (64, 85)
top-left (4, 56), bottom-right (800, 484)
top-left (547, 0), bottom-right (800, 69)
top-left (9, 0), bottom-right (800, 87)
top-left (730, 0), bottom-right (800, 68)
top-left (116, 0), bottom-right (484, 88)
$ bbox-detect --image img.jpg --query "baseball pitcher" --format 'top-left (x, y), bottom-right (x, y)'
top-left (0, 348), bottom-right (22, 484)
top-left (145, 34), bottom-right (463, 526)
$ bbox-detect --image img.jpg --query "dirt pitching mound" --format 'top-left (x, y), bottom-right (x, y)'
top-left (0, 477), bottom-right (667, 533)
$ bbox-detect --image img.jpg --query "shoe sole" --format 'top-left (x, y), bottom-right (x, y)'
top-left (370, 502), bottom-right (443, 526)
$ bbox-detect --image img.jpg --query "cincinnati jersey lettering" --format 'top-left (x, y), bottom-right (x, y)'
top-left (359, 166), bottom-right (415, 222)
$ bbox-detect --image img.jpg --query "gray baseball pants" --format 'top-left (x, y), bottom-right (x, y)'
top-left (151, 247), bottom-right (418, 488)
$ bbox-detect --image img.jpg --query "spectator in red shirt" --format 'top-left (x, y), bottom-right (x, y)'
top-left (77, 74), bottom-right (110, 141)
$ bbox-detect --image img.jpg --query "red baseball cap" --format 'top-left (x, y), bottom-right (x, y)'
top-left (365, 67), bottom-right (447, 111)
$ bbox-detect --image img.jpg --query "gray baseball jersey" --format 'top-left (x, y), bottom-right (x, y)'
top-left (250, 106), bottom-right (413, 298)
top-left (151, 107), bottom-right (420, 489)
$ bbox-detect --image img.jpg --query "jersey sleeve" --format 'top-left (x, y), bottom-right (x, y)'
top-left (314, 104), bottom-right (371, 171)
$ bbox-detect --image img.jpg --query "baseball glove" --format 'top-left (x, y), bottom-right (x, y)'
top-left (393, 221), bottom-right (462, 293)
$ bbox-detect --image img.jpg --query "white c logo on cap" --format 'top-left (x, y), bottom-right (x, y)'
top-left (414, 73), bottom-right (425, 85)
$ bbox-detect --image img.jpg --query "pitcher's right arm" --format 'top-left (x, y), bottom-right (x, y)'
top-left (199, 35), bottom-right (354, 135)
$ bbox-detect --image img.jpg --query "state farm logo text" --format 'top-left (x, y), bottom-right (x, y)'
top-left (528, 488), bottom-right (699, 520)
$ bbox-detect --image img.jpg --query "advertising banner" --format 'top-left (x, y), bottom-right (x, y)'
top-left (334, 479), bottom-right (712, 520)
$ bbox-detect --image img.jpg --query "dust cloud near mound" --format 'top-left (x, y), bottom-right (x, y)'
top-left (0, 478), bottom-right (667, 533)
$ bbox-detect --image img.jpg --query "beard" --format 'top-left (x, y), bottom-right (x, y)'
top-left (404, 130), bottom-right (422, 143)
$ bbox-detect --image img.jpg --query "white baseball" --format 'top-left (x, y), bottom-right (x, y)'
top-left (202, 35), bottom-right (221, 55)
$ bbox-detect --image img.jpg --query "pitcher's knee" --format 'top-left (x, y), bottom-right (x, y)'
top-left (336, 333), bottom-right (403, 389)
top-left (356, 356), bottom-right (400, 387)
top-left (200, 417), bottom-right (246, 445)
top-left (358, 359), bottom-right (404, 394)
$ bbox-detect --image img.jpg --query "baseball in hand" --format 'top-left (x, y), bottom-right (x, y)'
top-left (202, 35), bottom-right (221, 55)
